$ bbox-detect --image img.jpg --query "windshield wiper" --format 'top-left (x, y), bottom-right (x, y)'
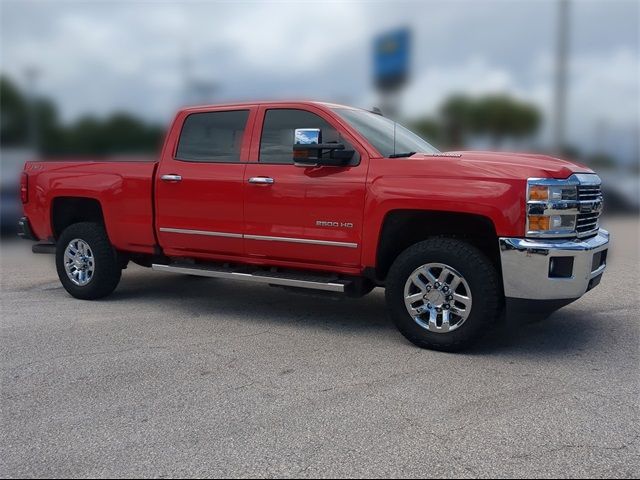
top-left (388, 152), bottom-right (416, 158)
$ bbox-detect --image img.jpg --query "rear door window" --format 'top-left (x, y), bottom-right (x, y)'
top-left (176, 110), bottom-right (249, 163)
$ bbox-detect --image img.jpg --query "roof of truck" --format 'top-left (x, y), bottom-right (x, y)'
top-left (180, 100), bottom-right (359, 112)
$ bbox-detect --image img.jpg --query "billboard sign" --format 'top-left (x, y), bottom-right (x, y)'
top-left (373, 28), bottom-right (411, 91)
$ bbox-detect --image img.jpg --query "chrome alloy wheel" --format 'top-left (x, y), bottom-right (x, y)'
top-left (403, 262), bottom-right (472, 333)
top-left (63, 238), bottom-right (95, 286)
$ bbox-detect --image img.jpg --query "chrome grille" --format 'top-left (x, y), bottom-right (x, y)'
top-left (577, 184), bottom-right (602, 201)
top-left (576, 184), bottom-right (603, 238)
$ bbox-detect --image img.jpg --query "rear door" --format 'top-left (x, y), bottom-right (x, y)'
top-left (243, 105), bottom-right (368, 269)
top-left (155, 107), bottom-right (255, 259)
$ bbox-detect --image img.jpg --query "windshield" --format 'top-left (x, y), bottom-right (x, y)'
top-left (331, 107), bottom-right (440, 157)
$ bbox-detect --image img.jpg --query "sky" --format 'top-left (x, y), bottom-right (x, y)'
top-left (1, 0), bottom-right (638, 163)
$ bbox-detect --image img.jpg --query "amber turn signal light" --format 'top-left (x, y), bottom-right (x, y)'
top-left (528, 185), bottom-right (548, 201)
top-left (528, 215), bottom-right (550, 231)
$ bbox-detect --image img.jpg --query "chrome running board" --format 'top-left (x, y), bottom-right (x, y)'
top-left (152, 263), bottom-right (347, 292)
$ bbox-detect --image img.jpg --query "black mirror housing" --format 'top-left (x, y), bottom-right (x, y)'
top-left (293, 143), bottom-right (354, 167)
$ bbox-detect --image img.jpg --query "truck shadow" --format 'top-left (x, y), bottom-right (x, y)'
top-left (110, 270), bottom-right (395, 334)
top-left (466, 310), bottom-right (596, 357)
top-left (108, 268), bottom-right (598, 357)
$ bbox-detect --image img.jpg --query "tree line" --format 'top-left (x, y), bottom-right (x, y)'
top-left (1, 75), bottom-right (164, 155)
top-left (410, 93), bottom-right (541, 149)
top-left (4, 74), bottom-right (614, 168)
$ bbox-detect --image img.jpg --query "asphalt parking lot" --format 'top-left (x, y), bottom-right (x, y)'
top-left (1, 217), bottom-right (638, 478)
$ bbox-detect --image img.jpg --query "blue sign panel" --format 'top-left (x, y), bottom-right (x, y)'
top-left (373, 28), bottom-right (410, 91)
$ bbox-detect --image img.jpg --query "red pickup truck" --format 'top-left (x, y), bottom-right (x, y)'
top-left (18, 101), bottom-right (609, 351)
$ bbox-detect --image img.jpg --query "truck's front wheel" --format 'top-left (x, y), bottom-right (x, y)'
top-left (385, 238), bottom-right (502, 351)
top-left (56, 222), bottom-right (122, 300)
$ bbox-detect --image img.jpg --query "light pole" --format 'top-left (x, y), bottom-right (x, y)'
top-left (24, 66), bottom-right (41, 153)
top-left (181, 43), bottom-right (217, 106)
top-left (553, 0), bottom-right (570, 155)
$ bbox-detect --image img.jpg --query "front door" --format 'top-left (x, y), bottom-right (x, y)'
top-left (155, 107), bottom-right (255, 259)
top-left (243, 106), bottom-right (368, 269)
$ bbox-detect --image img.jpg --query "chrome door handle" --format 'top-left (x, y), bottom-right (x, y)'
top-left (161, 174), bottom-right (182, 182)
top-left (248, 177), bottom-right (275, 185)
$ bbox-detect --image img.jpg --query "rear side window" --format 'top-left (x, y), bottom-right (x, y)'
top-left (259, 109), bottom-right (358, 165)
top-left (176, 110), bottom-right (249, 163)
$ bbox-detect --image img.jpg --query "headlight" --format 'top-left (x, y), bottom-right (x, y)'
top-left (526, 178), bottom-right (580, 238)
top-left (527, 214), bottom-right (576, 233)
top-left (526, 174), bottom-right (603, 239)
top-left (528, 184), bottom-right (577, 201)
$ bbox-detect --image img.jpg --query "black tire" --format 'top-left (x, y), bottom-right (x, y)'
top-left (385, 238), bottom-right (502, 352)
top-left (56, 222), bottom-right (122, 300)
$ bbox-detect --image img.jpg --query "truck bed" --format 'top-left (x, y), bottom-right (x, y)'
top-left (23, 159), bottom-right (159, 254)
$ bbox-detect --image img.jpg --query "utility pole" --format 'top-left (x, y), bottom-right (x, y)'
top-left (24, 66), bottom-right (41, 153)
top-left (633, 123), bottom-right (639, 172)
top-left (594, 118), bottom-right (608, 154)
top-left (553, 0), bottom-right (570, 155)
top-left (181, 42), bottom-right (193, 105)
top-left (180, 42), bottom-right (217, 106)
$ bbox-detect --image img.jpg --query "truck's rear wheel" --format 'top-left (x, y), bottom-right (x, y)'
top-left (56, 222), bottom-right (122, 300)
top-left (385, 238), bottom-right (502, 351)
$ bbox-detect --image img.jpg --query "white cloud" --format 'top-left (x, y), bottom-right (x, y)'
top-left (217, 2), bottom-right (367, 72)
top-left (401, 57), bottom-right (518, 117)
top-left (399, 47), bottom-right (639, 160)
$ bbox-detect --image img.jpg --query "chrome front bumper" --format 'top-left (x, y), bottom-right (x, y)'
top-left (499, 229), bottom-right (609, 300)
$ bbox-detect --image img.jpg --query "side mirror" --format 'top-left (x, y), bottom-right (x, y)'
top-left (293, 128), bottom-right (354, 167)
top-left (295, 128), bottom-right (321, 146)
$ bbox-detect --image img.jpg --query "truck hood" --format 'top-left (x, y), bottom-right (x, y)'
top-left (426, 151), bottom-right (594, 180)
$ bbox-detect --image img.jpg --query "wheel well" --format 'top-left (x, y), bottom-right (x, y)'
top-left (51, 197), bottom-right (105, 239)
top-left (375, 210), bottom-right (501, 281)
